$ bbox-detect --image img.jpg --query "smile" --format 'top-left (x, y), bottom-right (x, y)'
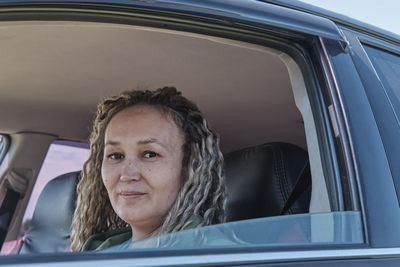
top-left (119, 191), bottom-right (146, 199)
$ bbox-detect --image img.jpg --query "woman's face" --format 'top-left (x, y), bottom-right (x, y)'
top-left (102, 105), bottom-right (184, 233)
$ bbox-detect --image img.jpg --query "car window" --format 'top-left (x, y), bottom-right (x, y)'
top-left (19, 140), bottom-right (89, 235)
top-left (7, 28), bottom-right (357, 253)
top-left (362, 44), bottom-right (400, 200)
top-left (363, 45), bottom-right (400, 123)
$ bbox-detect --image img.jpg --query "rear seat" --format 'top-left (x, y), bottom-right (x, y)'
top-left (1, 142), bottom-right (310, 254)
top-left (225, 142), bottom-right (310, 221)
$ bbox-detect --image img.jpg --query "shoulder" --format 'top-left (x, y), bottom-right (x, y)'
top-left (81, 227), bottom-right (132, 251)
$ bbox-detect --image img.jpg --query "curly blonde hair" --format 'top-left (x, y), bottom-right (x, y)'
top-left (70, 87), bottom-right (226, 251)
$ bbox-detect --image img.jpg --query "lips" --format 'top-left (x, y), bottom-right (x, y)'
top-left (119, 191), bottom-right (146, 199)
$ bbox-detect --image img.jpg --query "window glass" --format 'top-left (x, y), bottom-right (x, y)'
top-left (363, 45), bottom-right (400, 122)
top-left (20, 140), bottom-right (89, 234)
top-left (104, 212), bottom-right (363, 250)
top-left (363, 44), bottom-right (400, 199)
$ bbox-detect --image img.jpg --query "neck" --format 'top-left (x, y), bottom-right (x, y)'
top-left (130, 225), bottom-right (161, 243)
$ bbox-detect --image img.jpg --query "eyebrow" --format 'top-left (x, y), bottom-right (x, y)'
top-left (105, 140), bottom-right (120, 146)
top-left (137, 138), bottom-right (168, 150)
top-left (105, 138), bottom-right (168, 150)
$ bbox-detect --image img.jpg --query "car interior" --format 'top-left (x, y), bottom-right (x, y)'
top-left (0, 21), bottom-right (331, 254)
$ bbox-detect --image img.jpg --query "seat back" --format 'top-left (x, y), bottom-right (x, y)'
top-left (225, 142), bottom-right (311, 222)
top-left (19, 171), bottom-right (80, 254)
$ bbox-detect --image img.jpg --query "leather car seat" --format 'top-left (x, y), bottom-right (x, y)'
top-left (225, 142), bottom-right (311, 222)
top-left (19, 171), bottom-right (80, 254)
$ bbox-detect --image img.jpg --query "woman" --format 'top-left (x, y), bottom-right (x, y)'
top-left (70, 87), bottom-right (226, 251)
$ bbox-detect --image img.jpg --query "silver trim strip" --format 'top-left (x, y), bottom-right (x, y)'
top-left (5, 248), bottom-right (400, 267)
top-left (328, 104), bottom-right (340, 138)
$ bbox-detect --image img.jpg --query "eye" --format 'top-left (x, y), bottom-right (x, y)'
top-left (107, 153), bottom-right (124, 160)
top-left (143, 151), bottom-right (159, 159)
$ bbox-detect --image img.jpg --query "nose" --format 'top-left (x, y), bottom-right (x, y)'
top-left (120, 158), bottom-right (140, 181)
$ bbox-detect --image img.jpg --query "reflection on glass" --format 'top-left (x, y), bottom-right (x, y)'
top-left (102, 211), bottom-right (363, 251)
top-left (363, 45), bottom-right (400, 121)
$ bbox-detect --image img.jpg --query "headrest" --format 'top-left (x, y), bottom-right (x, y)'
top-left (225, 142), bottom-right (310, 222)
top-left (19, 171), bottom-right (80, 254)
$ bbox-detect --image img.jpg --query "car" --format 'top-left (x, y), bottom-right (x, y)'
top-left (0, 0), bottom-right (400, 265)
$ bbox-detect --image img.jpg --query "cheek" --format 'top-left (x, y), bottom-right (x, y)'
top-left (101, 163), bottom-right (115, 191)
top-left (165, 162), bottom-right (183, 199)
top-left (150, 164), bottom-right (182, 200)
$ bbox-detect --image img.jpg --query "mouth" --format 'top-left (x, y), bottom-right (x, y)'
top-left (119, 191), bottom-right (146, 199)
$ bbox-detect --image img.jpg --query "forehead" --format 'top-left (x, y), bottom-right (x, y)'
top-left (105, 105), bottom-right (183, 140)
top-left (112, 105), bottom-right (165, 120)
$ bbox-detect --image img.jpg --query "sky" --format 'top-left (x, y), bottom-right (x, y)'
top-left (300, 0), bottom-right (400, 36)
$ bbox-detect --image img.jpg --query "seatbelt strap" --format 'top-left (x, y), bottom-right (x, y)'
top-left (280, 161), bottom-right (311, 215)
top-left (0, 187), bottom-right (21, 247)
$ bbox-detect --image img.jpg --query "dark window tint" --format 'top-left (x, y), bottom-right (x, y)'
top-left (363, 44), bottom-right (400, 201)
top-left (363, 45), bottom-right (400, 124)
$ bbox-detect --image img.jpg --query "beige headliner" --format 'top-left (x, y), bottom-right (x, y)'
top-left (0, 21), bottom-right (305, 153)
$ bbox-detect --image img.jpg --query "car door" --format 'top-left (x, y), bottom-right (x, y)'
top-left (0, 0), bottom-right (398, 266)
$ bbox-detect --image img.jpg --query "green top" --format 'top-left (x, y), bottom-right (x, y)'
top-left (81, 215), bottom-right (203, 251)
top-left (82, 227), bottom-right (132, 251)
